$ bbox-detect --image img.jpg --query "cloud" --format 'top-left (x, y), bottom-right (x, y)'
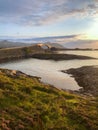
top-left (64, 39), bottom-right (98, 49)
top-left (0, 0), bottom-right (98, 26)
top-left (0, 34), bottom-right (98, 49)
top-left (30, 34), bottom-right (98, 49)
top-left (20, 34), bottom-right (81, 43)
top-left (37, 35), bottom-right (98, 49)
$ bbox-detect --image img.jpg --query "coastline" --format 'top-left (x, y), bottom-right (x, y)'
top-left (0, 68), bottom-right (98, 130)
top-left (62, 66), bottom-right (98, 96)
top-left (32, 53), bottom-right (97, 61)
top-left (0, 46), bottom-right (97, 63)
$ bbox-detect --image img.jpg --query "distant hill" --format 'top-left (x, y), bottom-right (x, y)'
top-left (0, 40), bottom-right (32, 49)
top-left (0, 40), bottom-right (64, 49)
top-left (45, 42), bottom-right (64, 49)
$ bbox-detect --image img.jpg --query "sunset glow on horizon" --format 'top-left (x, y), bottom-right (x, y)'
top-left (0, 0), bottom-right (98, 48)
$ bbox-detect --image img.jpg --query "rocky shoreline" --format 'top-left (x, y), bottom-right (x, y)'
top-left (62, 66), bottom-right (98, 96)
top-left (32, 53), bottom-right (97, 60)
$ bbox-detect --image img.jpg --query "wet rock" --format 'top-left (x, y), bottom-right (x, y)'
top-left (63, 66), bottom-right (98, 96)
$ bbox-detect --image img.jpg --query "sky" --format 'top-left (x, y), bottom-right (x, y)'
top-left (0, 0), bottom-right (98, 48)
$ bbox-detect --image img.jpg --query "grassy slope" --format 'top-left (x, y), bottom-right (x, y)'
top-left (0, 69), bottom-right (98, 130)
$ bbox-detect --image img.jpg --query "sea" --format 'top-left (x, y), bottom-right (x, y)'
top-left (0, 51), bottom-right (98, 91)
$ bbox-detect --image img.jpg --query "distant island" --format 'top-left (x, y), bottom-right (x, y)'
top-left (32, 53), bottom-right (96, 60)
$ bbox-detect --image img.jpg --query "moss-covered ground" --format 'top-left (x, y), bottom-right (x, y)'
top-left (0, 69), bottom-right (98, 130)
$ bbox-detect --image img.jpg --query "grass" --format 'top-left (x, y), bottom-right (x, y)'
top-left (0, 69), bottom-right (98, 130)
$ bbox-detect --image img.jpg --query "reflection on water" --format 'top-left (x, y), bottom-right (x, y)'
top-left (0, 51), bottom-right (98, 90)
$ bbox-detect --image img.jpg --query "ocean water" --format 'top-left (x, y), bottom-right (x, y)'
top-left (0, 51), bottom-right (98, 90)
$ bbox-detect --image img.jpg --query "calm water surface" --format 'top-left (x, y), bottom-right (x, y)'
top-left (0, 51), bottom-right (98, 90)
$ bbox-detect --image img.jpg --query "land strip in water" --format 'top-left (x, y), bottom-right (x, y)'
top-left (31, 53), bottom-right (96, 60)
top-left (0, 45), bottom-right (97, 63)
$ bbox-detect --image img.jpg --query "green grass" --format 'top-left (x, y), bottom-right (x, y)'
top-left (0, 69), bottom-right (98, 130)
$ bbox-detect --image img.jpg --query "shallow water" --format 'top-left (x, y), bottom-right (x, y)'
top-left (0, 51), bottom-right (98, 90)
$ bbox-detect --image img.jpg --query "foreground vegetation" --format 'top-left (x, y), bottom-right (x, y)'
top-left (0, 68), bottom-right (98, 130)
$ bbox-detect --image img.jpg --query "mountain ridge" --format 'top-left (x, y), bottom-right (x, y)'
top-left (0, 40), bottom-right (64, 49)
